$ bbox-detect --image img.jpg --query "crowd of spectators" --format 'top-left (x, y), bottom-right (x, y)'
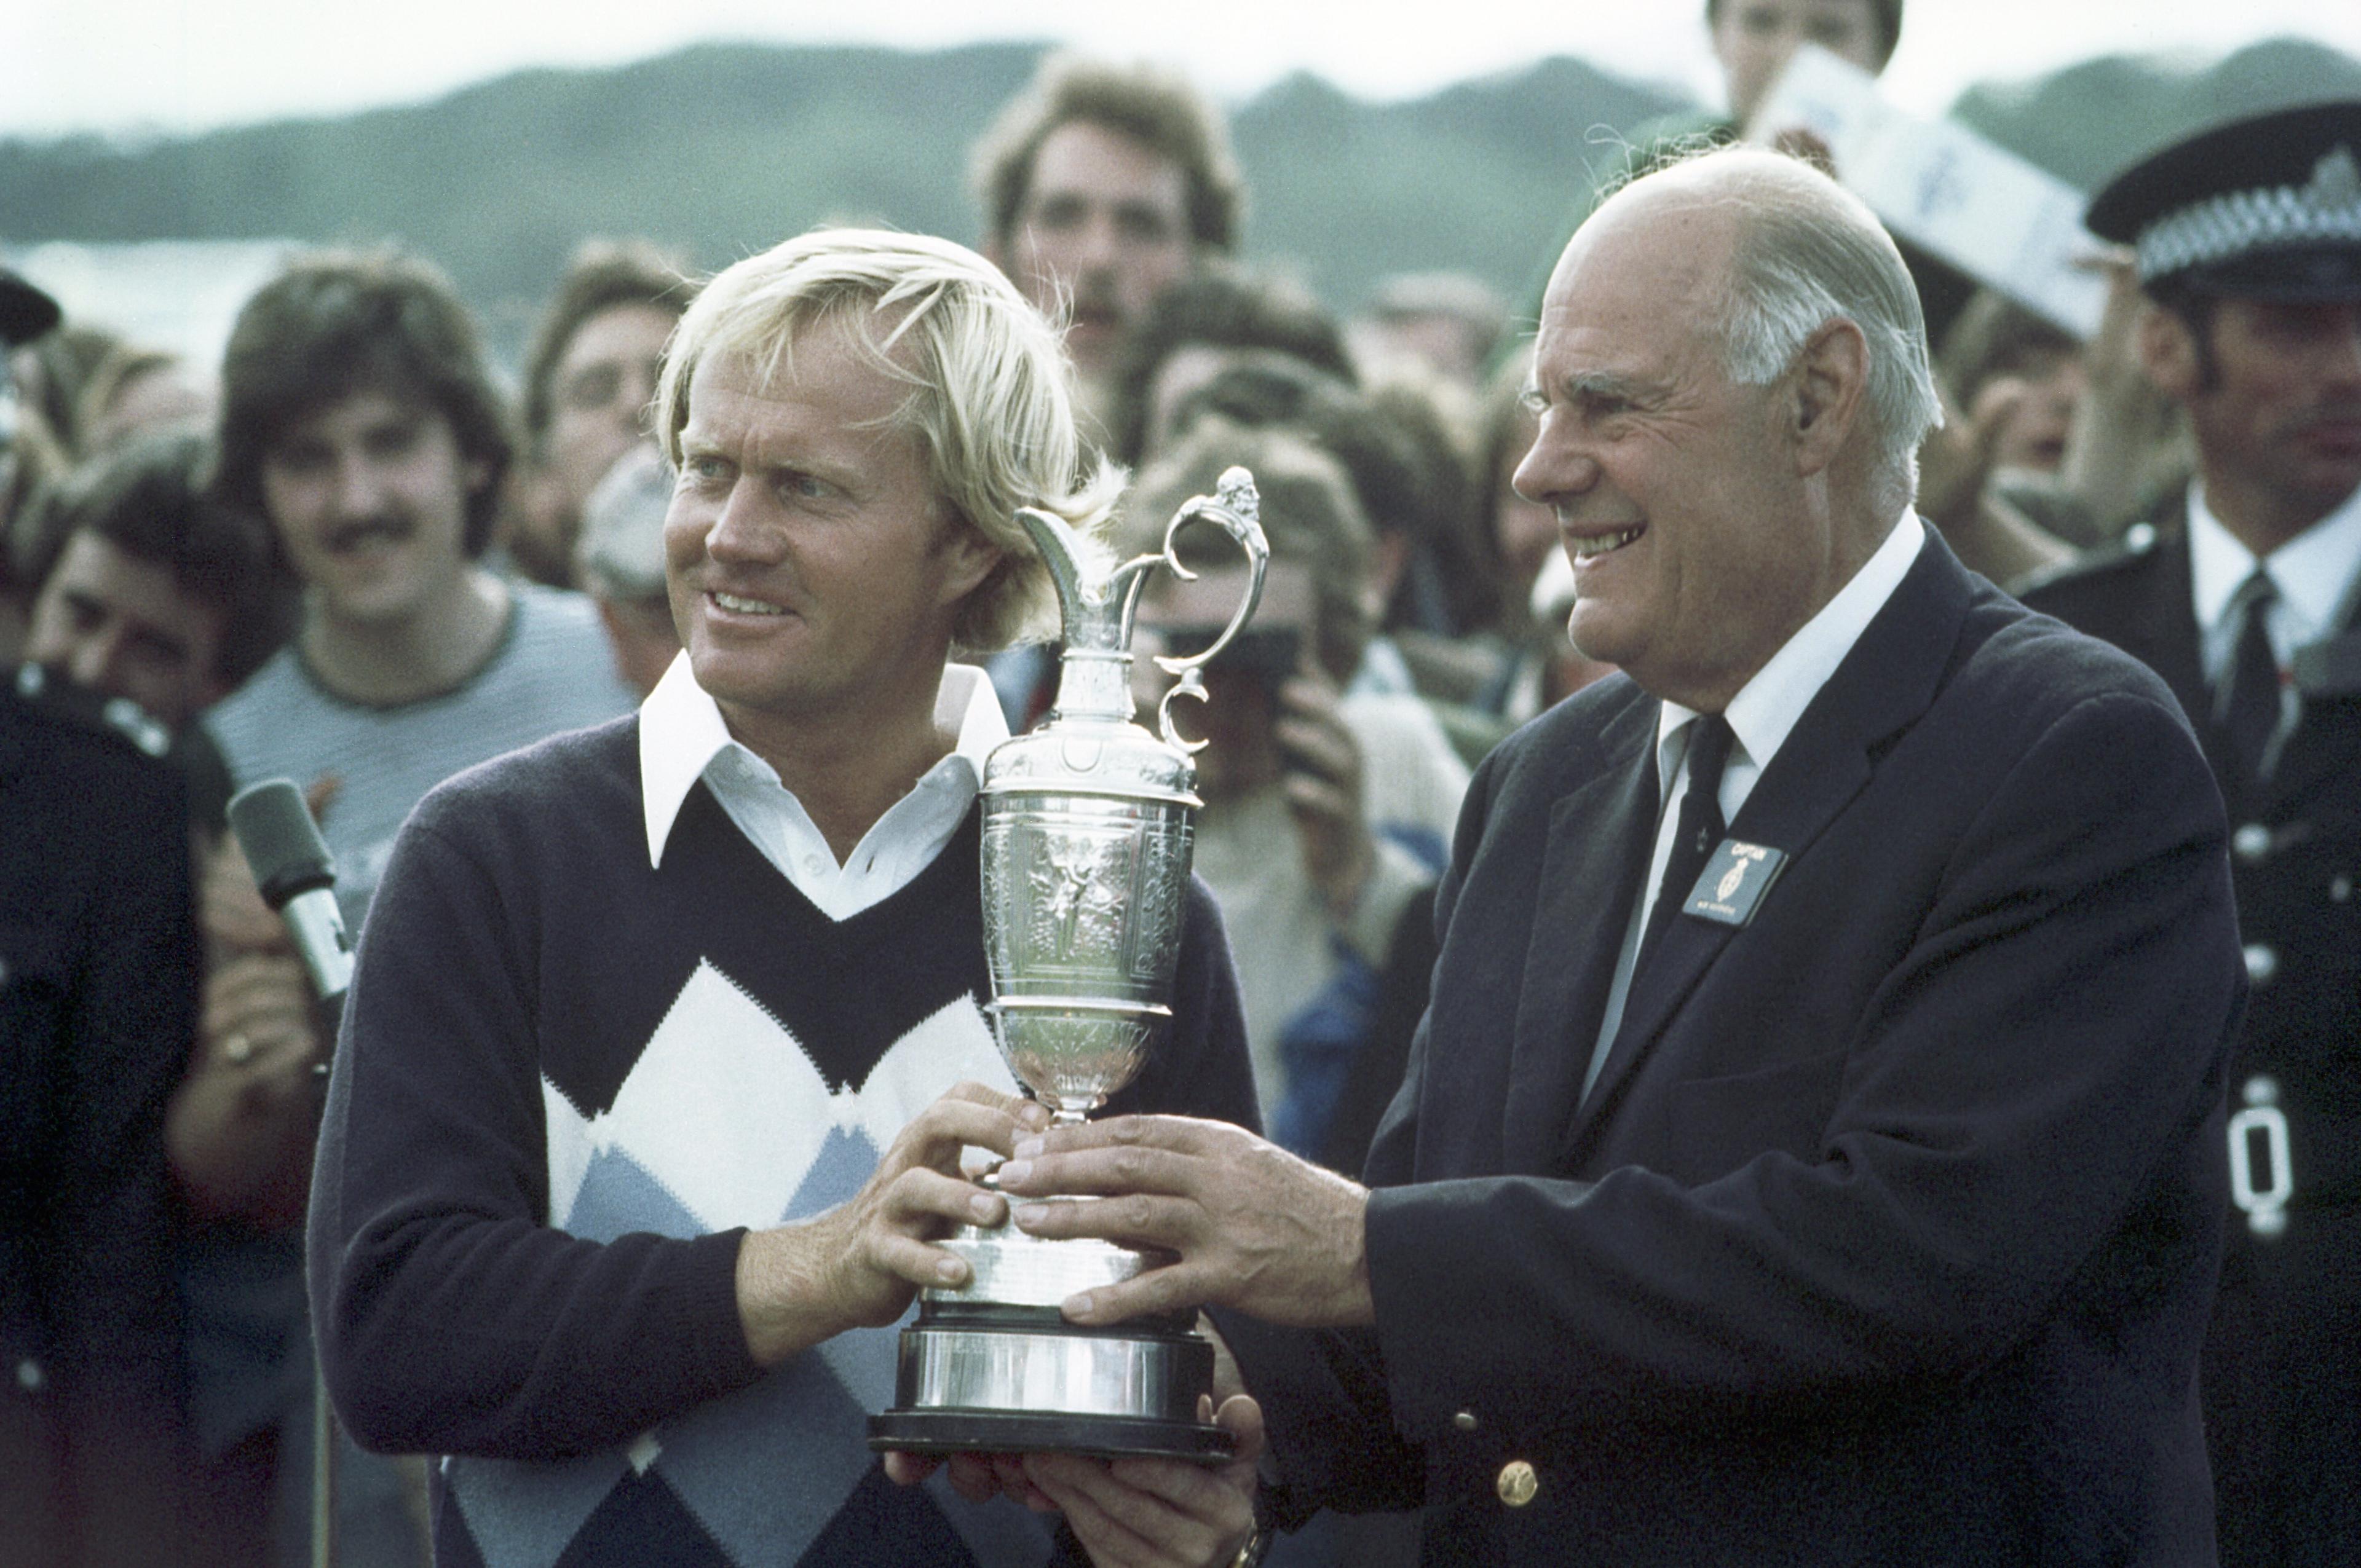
top-left (2, 4), bottom-right (2343, 1564)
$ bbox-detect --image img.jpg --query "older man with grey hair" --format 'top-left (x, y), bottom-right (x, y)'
top-left (307, 228), bottom-right (1262, 1568)
top-left (997, 146), bottom-right (2244, 1563)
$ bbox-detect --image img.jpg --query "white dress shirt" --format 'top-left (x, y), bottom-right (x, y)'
top-left (638, 653), bottom-right (1010, 921)
top-left (1581, 511), bottom-right (1928, 1101)
top-left (2186, 479), bottom-right (2361, 743)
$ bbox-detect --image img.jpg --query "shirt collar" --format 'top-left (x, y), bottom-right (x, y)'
top-left (638, 653), bottom-right (1010, 868)
top-left (2188, 479), bottom-right (2361, 637)
top-left (1656, 509), bottom-right (1926, 795)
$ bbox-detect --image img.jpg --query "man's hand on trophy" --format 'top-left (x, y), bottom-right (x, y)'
top-left (736, 1083), bottom-right (1051, 1366)
top-left (1026, 1393), bottom-right (1265, 1568)
top-left (883, 1396), bottom-right (1264, 1568)
top-left (882, 1449), bottom-right (1054, 1511)
top-left (999, 1114), bottom-right (1377, 1329)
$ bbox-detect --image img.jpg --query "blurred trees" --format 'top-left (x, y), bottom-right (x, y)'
top-left (1, 34), bottom-right (2355, 352)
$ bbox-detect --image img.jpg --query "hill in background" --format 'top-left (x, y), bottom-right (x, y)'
top-left (1, 34), bottom-right (2356, 359)
top-left (1955, 35), bottom-right (2361, 187)
top-left (0, 41), bottom-right (1677, 349)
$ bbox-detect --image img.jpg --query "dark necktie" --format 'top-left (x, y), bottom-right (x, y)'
top-left (1637, 714), bottom-right (1734, 973)
top-left (2217, 569), bottom-right (2282, 786)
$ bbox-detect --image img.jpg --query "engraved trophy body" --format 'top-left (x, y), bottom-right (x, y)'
top-left (868, 469), bottom-right (1267, 1463)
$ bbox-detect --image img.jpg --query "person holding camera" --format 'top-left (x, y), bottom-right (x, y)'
top-left (1123, 419), bottom-right (1468, 1170)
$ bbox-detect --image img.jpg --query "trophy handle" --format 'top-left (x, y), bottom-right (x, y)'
top-left (1107, 467), bottom-right (1268, 755)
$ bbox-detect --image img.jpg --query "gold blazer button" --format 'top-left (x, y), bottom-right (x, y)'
top-left (1496, 1459), bottom-right (1538, 1507)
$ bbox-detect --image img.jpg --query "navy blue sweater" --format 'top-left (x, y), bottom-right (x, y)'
top-left (308, 716), bottom-right (1258, 1567)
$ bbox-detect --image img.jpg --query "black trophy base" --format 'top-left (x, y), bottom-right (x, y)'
top-left (868, 1408), bottom-right (1235, 1464)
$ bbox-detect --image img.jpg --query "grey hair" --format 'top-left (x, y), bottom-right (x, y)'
top-left (1645, 148), bottom-right (1944, 498)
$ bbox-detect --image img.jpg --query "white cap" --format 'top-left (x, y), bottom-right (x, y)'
top-left (575, 444), bottom-right (674, 601)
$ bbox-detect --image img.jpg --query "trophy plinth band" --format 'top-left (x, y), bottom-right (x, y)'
top-left (870, 1304), bottom-right (1233, 1461)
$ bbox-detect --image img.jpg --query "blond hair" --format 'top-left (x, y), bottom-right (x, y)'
top-left (655, 228), bottom-right (1121, 650)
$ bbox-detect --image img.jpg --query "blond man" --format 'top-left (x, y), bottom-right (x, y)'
top-left (307, 230), bottom-right (1262, 1568)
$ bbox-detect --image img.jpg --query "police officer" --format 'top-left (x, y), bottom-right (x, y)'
top-left (1, 648), bottom-right (200, 1567)
top-left (2020, 100), bottom-right (2361, 1566)
top-left (2, 266), bottom-right (198, 1567)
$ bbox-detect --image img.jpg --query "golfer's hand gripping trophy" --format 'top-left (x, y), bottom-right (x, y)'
top-left (869, 468), bottom-right (1267, 1462)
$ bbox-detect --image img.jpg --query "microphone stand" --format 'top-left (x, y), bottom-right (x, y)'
top-left (226, 780), bottom-right (354, 1568)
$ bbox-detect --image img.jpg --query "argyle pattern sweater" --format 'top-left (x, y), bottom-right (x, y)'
top-left (307, 717), bottom-right (1257, 1568)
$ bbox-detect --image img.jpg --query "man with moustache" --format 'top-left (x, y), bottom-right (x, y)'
top-left (973, 54), bottom-right (1241, 428)
top-left (203, 249), bottom-right (635, 942)
top-left (996, 147), bottom-right (2242, 1564)
top-left (184, 250), bottom-right (633, 1566)
top-left (2020, 101), bottom-right (2361, 1566)
top-left (307, 230), bottom-right (1262, 1568)
top-left (13, 431), bottom-right (289, 854)
top-left (18, 433), bottom-right (286, 744)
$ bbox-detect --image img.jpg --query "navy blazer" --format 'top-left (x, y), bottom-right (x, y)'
top-left (1226, 535), bottom-right (2245, 1566)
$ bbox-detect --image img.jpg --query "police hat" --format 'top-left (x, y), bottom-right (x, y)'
top-left (0, 267), bottom-right (61, 346)
top-left (2087, 101), bottom-right (2361, 301)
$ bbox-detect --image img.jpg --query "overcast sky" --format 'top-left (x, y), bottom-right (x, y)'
top-left (7, 0), bottom-right (2359, 140)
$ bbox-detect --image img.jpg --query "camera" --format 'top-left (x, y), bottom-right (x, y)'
top-left (1151, 623), bottom-right (1302, 702)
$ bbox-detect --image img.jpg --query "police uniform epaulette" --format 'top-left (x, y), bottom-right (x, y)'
top-left (10, 661), bottom-right (174, 760)
top-left (2012, 520), bottom-right (2161, 599)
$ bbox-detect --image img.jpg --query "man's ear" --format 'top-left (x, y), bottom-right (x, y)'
top-left (935, 515), bottom-right (1005, 607)
top-left (1789, 318), bottom-right (1870, 478)
top-left (2137, 305), bottom-right (2201, 401)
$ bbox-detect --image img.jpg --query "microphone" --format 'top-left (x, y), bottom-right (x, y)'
top-left (226, 778), bottom-right (355, 1019)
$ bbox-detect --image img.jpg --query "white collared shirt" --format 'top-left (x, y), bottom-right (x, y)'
top-left (638, 653), bottom-right (1010, 921)
top-left (1581, 510), bottom-right (1927, 1101)
top-left (2186, 479), bottom-right (2361, 682)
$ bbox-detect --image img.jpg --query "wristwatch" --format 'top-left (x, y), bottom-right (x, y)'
top-left (1230, 1476), bottom-right (1279, 1567)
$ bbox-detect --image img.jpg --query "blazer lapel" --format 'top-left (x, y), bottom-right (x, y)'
top-left (1498, 692), bottom-right (1659, 1173)
top-left (1560, 530), bottom-right (1979, 1168)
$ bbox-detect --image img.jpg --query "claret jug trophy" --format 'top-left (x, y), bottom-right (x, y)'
top-left (868, 468), bottom-right (1267, 1463)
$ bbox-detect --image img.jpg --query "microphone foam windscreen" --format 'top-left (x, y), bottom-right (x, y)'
top-left (226, 778), bottom-right (336, 908)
